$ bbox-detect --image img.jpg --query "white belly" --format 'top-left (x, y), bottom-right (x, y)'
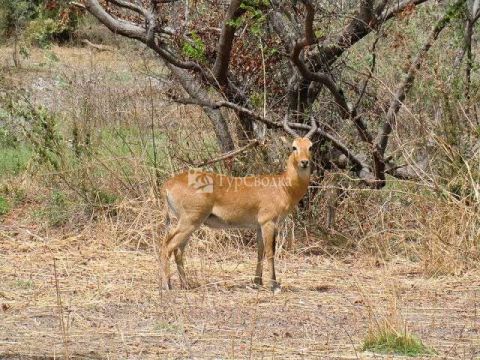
top-left (203, 214), bottom-right (257, 229)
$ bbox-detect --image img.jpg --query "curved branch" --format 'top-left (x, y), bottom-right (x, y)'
top-left (380, 0), bottom-right (431, 21)
top-left (375, 0), bottom-right (467, 155)
top-left (372, 0), bottom-right (467, 187)
top-left (195, 140), bottom-right (260, 167)
top-left (309, 0), bottom-right (431, 70)
top-left (84, 0), bottom-right (147, 41)
top-left (109, 0), bottom-right (149, 17)
top-left (168, 95), bottom-right (375, 183)
top-left (84, 0), bottom-right (214, 82)
top-left (213, 0), bottom-right (246, 85)
top-left (288, 0), bottom-right (375, 145)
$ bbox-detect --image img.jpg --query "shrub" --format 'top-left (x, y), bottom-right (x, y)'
top-left (0, 1), bottom-right (82, 47)
top-left (0, 195), bottom-right (10, 216)
top-left (0, 127), bottom-right (31, 177)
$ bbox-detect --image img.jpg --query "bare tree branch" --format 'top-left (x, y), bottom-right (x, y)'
top-left (213, 0), bottom-right (246, 85)
top-left (464, 0), bottom-right (480, 98)
top-left (351, 33), bottom-right (380, 113)
top-left (84, 0), bottom-right (213, 80)
top-left (84, 0), bottom-right (147, 40)
top-left (194, 140), bottom-right (260, 167)
top-left (376, 0), bottom-right (467, 155)
top-left (109, 0), bottom-right (149, 17)
top-left (289, 6), bottom-right (374, 145)
top-left (371, 0), bottom-right (467, 186)
top-left (379, 0), bottom-right (431, 21)
top-left (168, 95), bottom-right (375, 183)
top-left (71, 2), bottom-right (86, 9)
top-left (301, 0), bottom-right (432, 73)
top-left (167, 64), bottom-right (235, 152)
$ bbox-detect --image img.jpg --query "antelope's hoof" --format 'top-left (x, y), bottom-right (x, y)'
top-left (180, 280), bottom-right (199, 290)
top-left (180, 282), bottom-right (191, 290)
top-left (253, 277), bottom-right (263, 287)
top-left (161, 279), bottom-right (172, 291)
top-left (271, 282), bottom-right (281, 294)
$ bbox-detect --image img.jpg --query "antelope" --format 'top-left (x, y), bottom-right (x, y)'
top-left (160, 117), bottom-right (317, 292)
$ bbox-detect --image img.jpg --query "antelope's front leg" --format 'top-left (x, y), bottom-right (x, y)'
top-left (160, 240), bottom-right (172, 290)
top-left (253, 227), bottom-right (264, 286)
top-left (261, 222), bottom-right (280, 293)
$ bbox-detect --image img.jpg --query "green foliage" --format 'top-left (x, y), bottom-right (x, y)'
top-left (226, 17), bottom-right (243, 29)
top-left (0, 127), bottom-right (19, 148)
top-left (28, 108), bottom-right (65, 170)
top-left (249, 92), bottom-right (264, 108)
top-left (0, 146), bottom-right (31, 177)
top-left (25, 17), bottom-right (61, 48)
top-left (93, 189), bottom-right (117, 207)
top-left (0, 127), bottom-right (31, 177)
top-left (0, 195), bottom-right (10, 215)
top-left (0, 1), bottom-right (81, 46)
top-left (240, 0), bottom-right (269, 36)
top-left (0, 0), bottom-right (36, 38)
top-left (363, 327), bottom-right (435, 356)
top-left (34, 190), bottom-right (70, 226)
top-left (226, 0), bottom-right (269, 35)
top-left (15, 279), bottom-right (34, 289)
top-left (437, 0), bottom-right (466, 29)
top-left (2, 96), bottom-right (67, 171)
top-left (182, 32), bottom-right (206, 61)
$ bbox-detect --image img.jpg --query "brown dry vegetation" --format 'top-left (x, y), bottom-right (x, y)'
top-left (0, 45), bottom-right (479, 359)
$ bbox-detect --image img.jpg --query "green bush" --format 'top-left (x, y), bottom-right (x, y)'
top-left (0, 1), bottom-right (82, 46)
top-left (0, 128), bottom-right (31, 177)
top-left (0, 195), bottom-right (9, 215)
top-left (33, 190), bottom-right (70, 226)
top-left (25, 17), bottom-right (60, 47)
top-left (0, 0), bottom-right (35, 39)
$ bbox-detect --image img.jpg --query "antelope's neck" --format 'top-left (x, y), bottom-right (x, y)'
top-left (282, 154), bottom-right (311, 205)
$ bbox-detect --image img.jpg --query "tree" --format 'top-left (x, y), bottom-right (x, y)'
top-left (81, 0), bottom-right (468, 187)
top-left (0, 0), bottom-right (35, 66)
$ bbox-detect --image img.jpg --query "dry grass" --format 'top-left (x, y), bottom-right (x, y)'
top-left (1, 45), bottom-right (479, 358)
top-left (1, 202), bottom-right (479, 358)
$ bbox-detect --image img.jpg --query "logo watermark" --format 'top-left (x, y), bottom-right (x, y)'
top-left (188, 169), bottom-right (293, 193)
top-left (188, 169), bottom-right (214, 193)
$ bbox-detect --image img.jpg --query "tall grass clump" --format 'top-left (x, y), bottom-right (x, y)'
top-left (363, 323), bottom-right (434, 357)
top-left (362, 288), bottom-right (436, 357)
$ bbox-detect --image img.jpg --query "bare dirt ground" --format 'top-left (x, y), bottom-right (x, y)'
top-left (1, 215), bottom-right (479, 359)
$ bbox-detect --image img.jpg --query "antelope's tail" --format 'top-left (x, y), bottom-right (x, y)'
top-left (160, 184), bottom-right (171, 230)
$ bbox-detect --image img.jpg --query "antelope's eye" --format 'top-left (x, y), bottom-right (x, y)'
top-left (292, 146), bottom-right (298, 152)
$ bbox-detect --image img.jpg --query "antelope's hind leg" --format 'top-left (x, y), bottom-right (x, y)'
top-left (253, 227), bottom-right (264, 286)
top-left (161, 219), bottom-right (198, 290)
top-left (160, 227), bottom-right (175, 290)
top-left (174, 245), bottom-right (190, 289)
top-left (164, 219), bottom-right (201, 289)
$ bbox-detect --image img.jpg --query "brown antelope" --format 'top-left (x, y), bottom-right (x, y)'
top-left (160, 117), bottom-right (317, 292)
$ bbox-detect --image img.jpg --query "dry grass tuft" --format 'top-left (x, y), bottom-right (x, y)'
top-left (362, 286), bottom-right (435, 356)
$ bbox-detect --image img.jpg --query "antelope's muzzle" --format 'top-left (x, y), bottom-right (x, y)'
top-left (300, 160), bottom-right (310, 169)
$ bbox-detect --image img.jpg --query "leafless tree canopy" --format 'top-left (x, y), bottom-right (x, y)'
top-left (83, 0), bottom-right (473, 188)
